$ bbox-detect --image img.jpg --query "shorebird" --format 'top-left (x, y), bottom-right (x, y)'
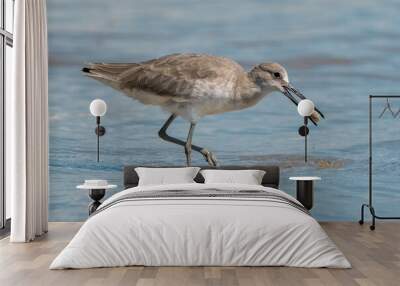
top-left (82, 53), bottom-right (324, 166)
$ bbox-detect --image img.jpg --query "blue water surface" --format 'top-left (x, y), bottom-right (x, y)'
top-left (48, 0), bottom-right (400, 221)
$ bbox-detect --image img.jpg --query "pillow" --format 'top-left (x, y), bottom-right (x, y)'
top-left (135, 167), bottom-right (200, 186)
top-left (200, 169), bottom-right (266, 185)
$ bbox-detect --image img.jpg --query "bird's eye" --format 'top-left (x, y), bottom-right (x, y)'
top-left (273, 72), bottom-right (281, 78)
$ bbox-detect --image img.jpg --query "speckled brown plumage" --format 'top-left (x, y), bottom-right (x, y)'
top-left (85, 54), bottom-right (257, 106)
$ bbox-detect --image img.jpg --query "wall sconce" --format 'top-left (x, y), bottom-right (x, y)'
top-left (89, 99), bottom-right (107, 162)
top-left (297, 99), bottom-right (315, 163)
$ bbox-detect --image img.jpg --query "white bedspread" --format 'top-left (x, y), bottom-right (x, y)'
top-left (50, 183), bottom-right (350, 269)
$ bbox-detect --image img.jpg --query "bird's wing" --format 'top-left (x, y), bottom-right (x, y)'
top-left (117, 54), bottom-right (244, 100)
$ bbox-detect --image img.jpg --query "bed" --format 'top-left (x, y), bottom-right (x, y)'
top-left (50, 165), bottom-right (350, 269)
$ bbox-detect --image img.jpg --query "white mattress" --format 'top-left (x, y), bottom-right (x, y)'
top-left (50, 183), bottom-right (350, 269)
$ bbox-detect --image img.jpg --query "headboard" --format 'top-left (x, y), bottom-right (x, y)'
top-left (123, 165), bottom-right (280, 189)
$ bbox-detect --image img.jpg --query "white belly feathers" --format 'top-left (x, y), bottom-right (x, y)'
top-left (124, 78), bottom-right (264, 122)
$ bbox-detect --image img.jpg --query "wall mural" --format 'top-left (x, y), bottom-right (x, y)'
top-left (83, 54), bottom-right (324, 166)
top-left (48, 0), bottom-right (400, 221)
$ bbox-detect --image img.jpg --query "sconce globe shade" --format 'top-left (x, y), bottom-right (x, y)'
top-left (90, 99), bottom-right (107, 117)
top-left (297, 99), bottom-right (315, 117)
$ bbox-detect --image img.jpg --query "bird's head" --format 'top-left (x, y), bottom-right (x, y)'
top-left (249, 62), bottom-right (324, 124)
top-left (250, 63), bottom-right (289, 92)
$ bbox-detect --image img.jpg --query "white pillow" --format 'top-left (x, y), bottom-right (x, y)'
top-left (200, 169), bottom-right (266, 185)
top-left (135, 167), bottom-right (200, 186)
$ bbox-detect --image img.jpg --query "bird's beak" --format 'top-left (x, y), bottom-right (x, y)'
top-left (281, 83), bottom-right (325, 126)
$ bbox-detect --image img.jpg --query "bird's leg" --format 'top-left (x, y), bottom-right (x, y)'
top-left (158, 114), bottom-right (218, 166)
top-left (185, 123), bottom-right (195, 166)
top-left (185, 124), bottom-right (218, 166)
top-left (199, 148), bottom-right (218, 167)
top-left (158, 114), bottom-right (183, 146)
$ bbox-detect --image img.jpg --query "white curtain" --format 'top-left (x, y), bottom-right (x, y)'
top-left (8, 0), bottom-right (49, 242)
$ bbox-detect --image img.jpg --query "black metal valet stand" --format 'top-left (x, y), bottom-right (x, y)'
top-left (359, 95), bottom-right (400, 230)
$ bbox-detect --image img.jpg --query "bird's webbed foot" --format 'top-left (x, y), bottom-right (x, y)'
top-left (201, 149), bottom-right (218, 167)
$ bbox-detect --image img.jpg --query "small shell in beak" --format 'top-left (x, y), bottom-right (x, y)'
top-left (310, 111), bottom-right (320, 123)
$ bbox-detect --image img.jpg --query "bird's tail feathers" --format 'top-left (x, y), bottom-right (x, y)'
top-left (82, 63), bottom-right (139, 82)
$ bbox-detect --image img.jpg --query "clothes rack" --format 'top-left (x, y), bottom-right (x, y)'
top-left (359, 95), bottom-right (400, 230)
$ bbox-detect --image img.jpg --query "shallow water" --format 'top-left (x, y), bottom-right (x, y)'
top-left (48, 0), bottom-right (400, 221)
